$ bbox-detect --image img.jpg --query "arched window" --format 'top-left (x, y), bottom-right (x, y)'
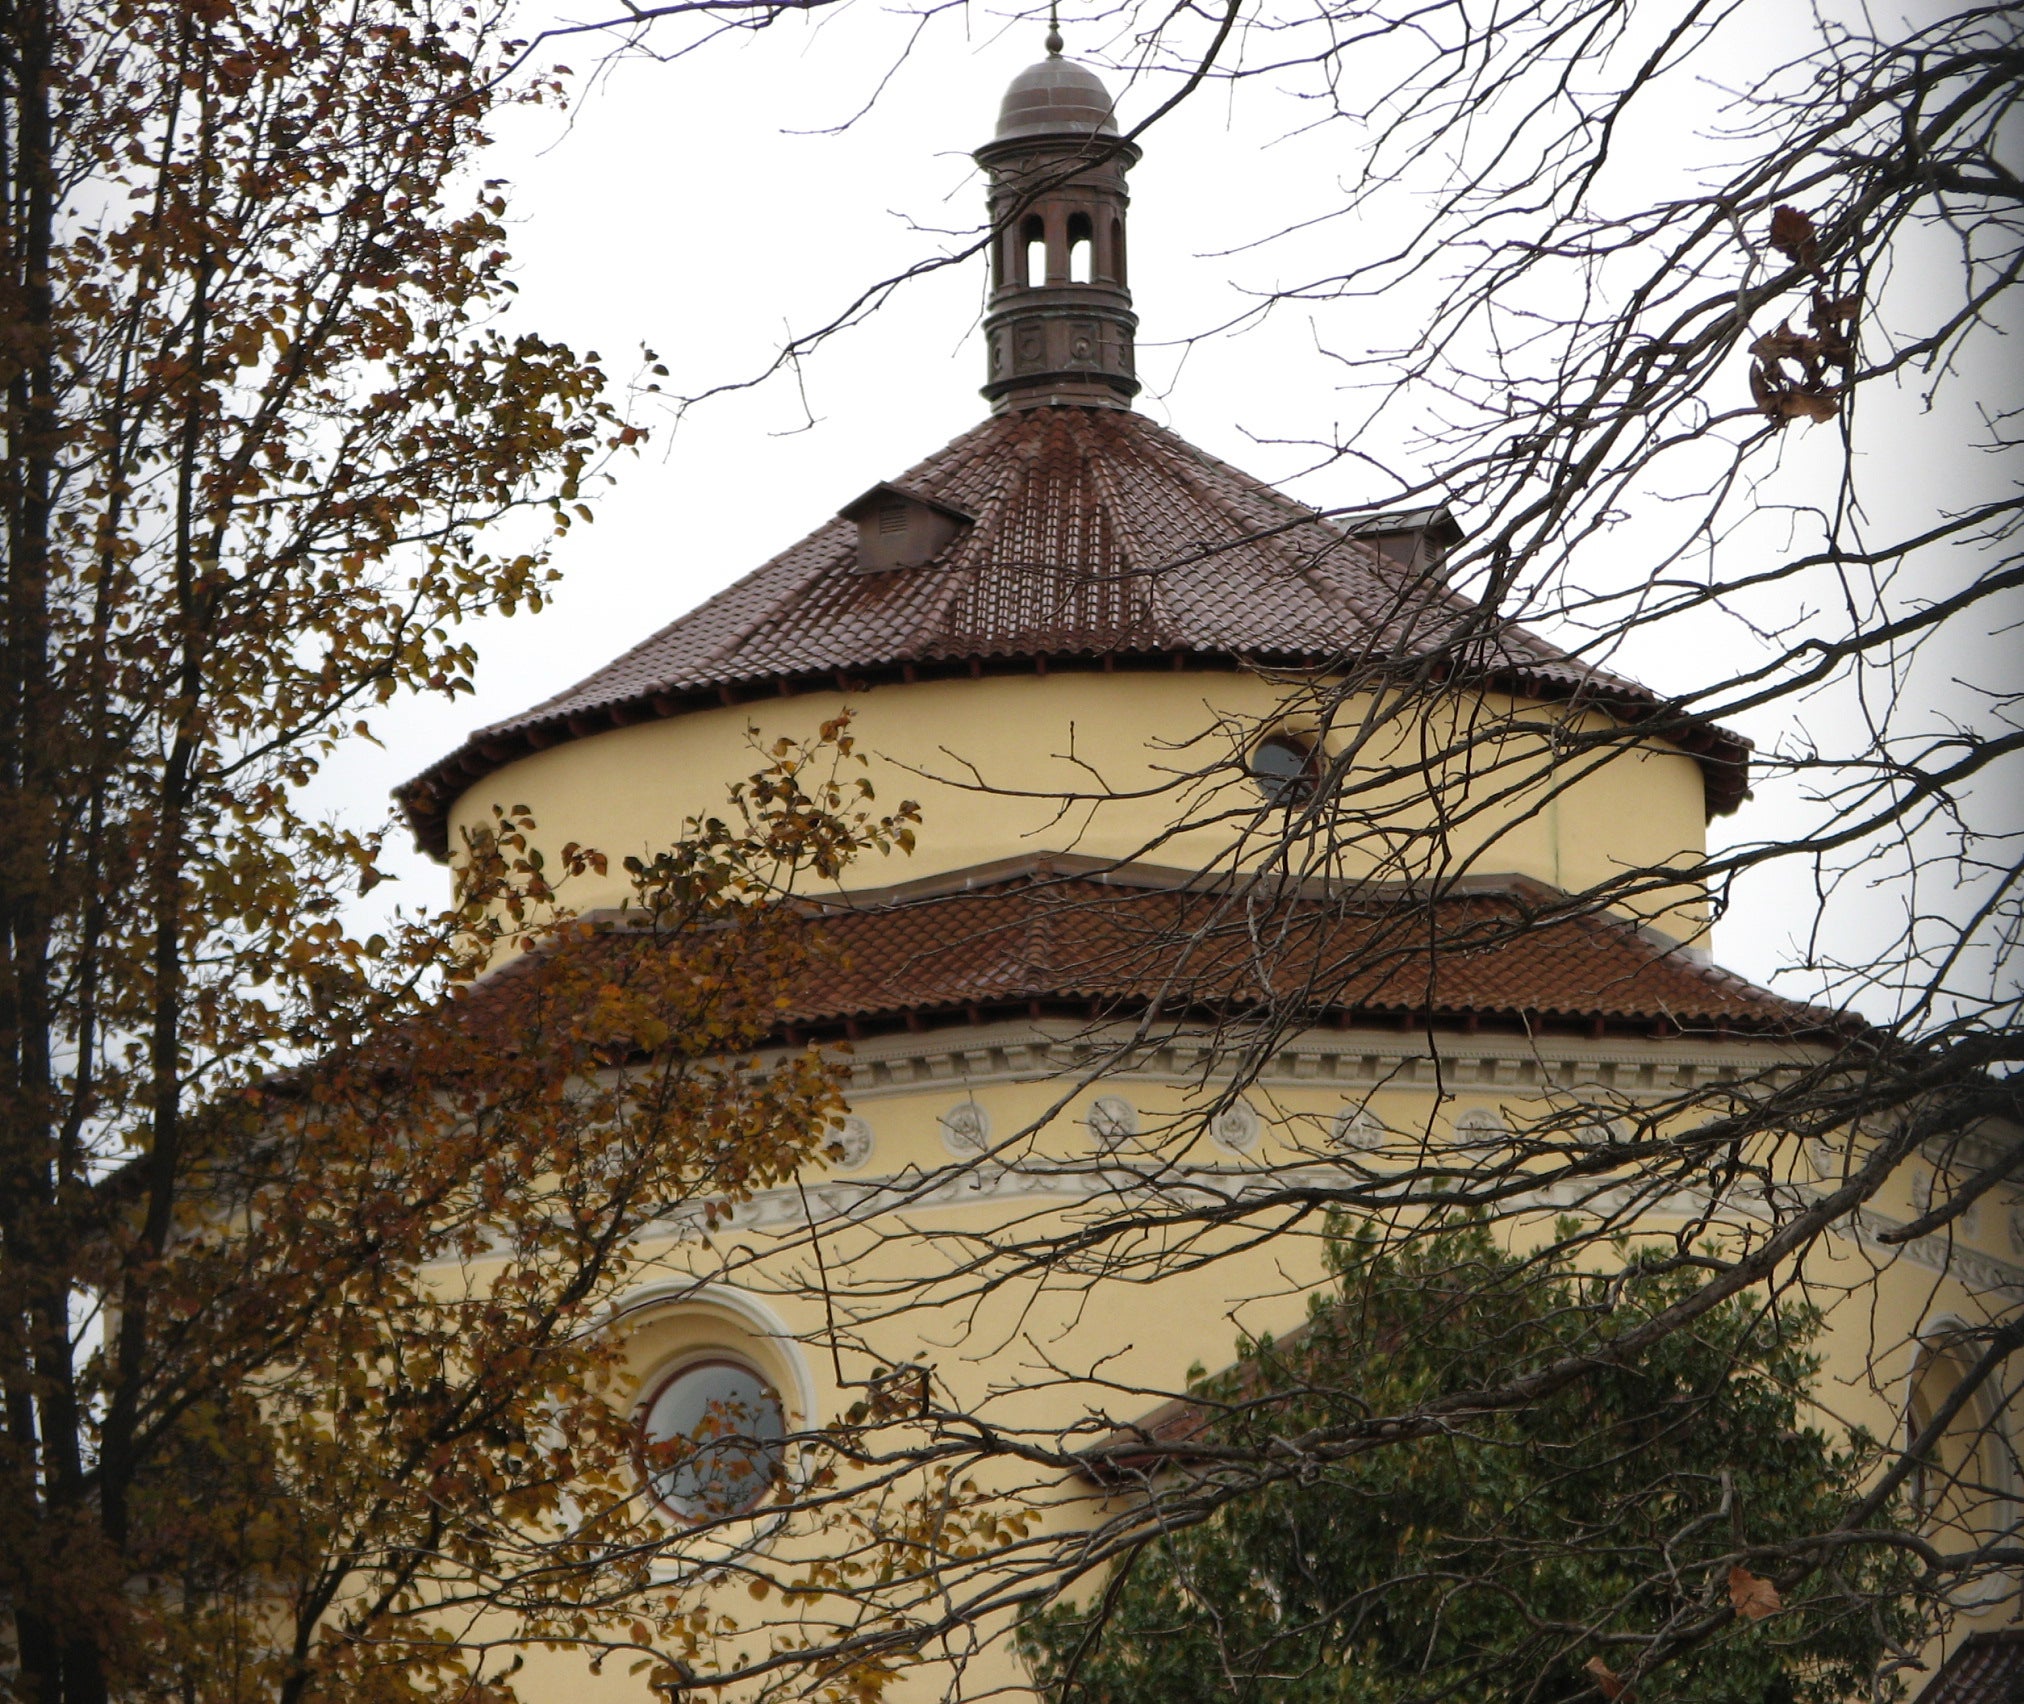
top-left (638, 1357), bottom-right (787, 1522)
top-left (1906, 1345), bottom-right (2006, 1531)
top-left (1249, 734), bottom-right (1321, 806)
top-left (1067, 211), bottom-right (1093, 283)
top-left (1021, 214), bottom-right (1046, 288)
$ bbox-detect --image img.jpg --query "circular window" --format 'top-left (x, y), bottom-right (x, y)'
top-left (639, 1358), bottom-right (787, 1523)
top-left (1249, 734), bottom-right (1320, 806)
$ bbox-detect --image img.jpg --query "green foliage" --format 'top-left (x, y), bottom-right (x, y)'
top-left (1021, 1221), bottom-right (1917, 1703)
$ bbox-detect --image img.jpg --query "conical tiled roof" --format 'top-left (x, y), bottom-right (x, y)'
top-left (397, 406), bottom-right (1748, 857)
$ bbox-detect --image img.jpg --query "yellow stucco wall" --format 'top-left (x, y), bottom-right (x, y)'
top-left (446, 670), bottom-right (1713, 942)
top-left (489, 1026), bottom-right (2021, 1700)
top-left (431, 670), bottom-right (2014, 1700)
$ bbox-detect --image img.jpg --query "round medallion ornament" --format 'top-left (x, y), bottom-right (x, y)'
top-left (1905, 1166), bottom-right (1979, 1236)
top-left (830, 1115), bottom-right (874, 1172)
top-left (939, 1100), bottom-right (992, 1158)
top-left (1331, 1107), bottom-right (1384, 1151)
top-left (1087, 1095), bottom-right (1138, 1150)
top-left (1453, 1107), bottom-right (1509, 1148)
top-left (1210, 1100), bottom-right (1260, 1153)
top-left (1589, 1105), bottom-right (1632, 1139)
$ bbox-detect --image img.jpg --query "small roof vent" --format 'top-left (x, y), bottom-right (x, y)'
top-left (1342, 504), bottom-right (1464, 578)
top-left (839, 482), bottom-right (974, 573)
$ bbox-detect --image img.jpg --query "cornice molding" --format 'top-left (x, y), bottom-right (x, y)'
top-left (810, 1015), bottom-right (1823, 1102)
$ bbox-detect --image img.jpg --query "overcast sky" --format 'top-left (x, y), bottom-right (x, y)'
top-left (310, 2), bottom-right (2014, 1018)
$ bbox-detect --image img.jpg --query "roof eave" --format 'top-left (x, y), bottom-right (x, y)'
top-left (394, 649), bottom-right (1753, 860)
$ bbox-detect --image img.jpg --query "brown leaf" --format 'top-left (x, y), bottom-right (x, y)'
top-left (1750, 355), bottom-right (1841, 426)
top-left (1769, 204), bottom-right (1818, 266)
top-left (1779, 388), bottom-right (1841, 424)
top-left (1729, 1564), bottom-right (1783, 1620)
top-left (1584, 1654), bottom-right (1630, 1699)
top-left (1750, 321), bottom-right (1808, 363)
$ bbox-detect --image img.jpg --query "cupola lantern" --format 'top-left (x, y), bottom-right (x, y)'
top-left (974, 39), bottom-right (1139, 411)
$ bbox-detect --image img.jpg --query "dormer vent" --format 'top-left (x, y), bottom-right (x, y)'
top-left (840, 483), bottom-right (974, 573)
top-left (1343, 505), bottom-right (1465, 580)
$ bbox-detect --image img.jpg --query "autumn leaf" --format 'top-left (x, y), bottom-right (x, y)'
top-left (1748, 355), bottom-right (1842, 427)
top-left (1749, 321), bottom-right (1812, 364)
top-left (1730, 1565), bottom-right (1783, 1620)
top-left (1769, 204), bottom-right (1819, 267)
top-left (1584, 1654), bottom-right (1631, 1699)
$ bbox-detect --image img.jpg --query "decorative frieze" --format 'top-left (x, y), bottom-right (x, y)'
top-left (640, 1160), bottom-right (2024, 1304)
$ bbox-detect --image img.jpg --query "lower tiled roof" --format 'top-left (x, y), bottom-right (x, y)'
top-left (451, 858), bottom-right (1841, 1052)
top-left (1916, 1631), bottom-right (2024, 1703)
top-left (774, 862), bottom-right (1835, 1043)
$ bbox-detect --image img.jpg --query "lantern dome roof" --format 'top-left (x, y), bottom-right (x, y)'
top-left (994, 50), bottom-right (1118, 139)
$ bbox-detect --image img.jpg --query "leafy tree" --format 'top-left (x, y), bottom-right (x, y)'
top-left (1020, 1222), bottom-right (1916, 1704)
top-left (0, 3), bottom-right (909, 1701)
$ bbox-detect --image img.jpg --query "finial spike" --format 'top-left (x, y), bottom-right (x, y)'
top-left (1045, 3), bottom-right (1062, 55)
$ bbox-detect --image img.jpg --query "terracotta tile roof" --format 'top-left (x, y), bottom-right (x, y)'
top-left (397, 407), bottom-right (1750, 857)
top-left (424, 865), bottom-right (1844, 1137)
top-left (1916, 1632), bottom-right (2024, 1703)
top-left (773, 863), bottom-right (1831, 1042)
top-left (1076, 1391), bottom-right (1218, 1484)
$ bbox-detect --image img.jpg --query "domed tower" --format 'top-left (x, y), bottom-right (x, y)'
top-left (399, 41), bottom-right (1740, 950)
top-left (397, 42), bottom-right (1738, 921)
top-left (975, 37), bottom-right (1140, 410)
top-left (388, 48), bottom-right (2017, 1704)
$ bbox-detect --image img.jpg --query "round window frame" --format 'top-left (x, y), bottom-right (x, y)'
top-left (1248, 733), bottom-right (1323, 807)
top-left (634, 1354), bottom-right (789, 1526)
